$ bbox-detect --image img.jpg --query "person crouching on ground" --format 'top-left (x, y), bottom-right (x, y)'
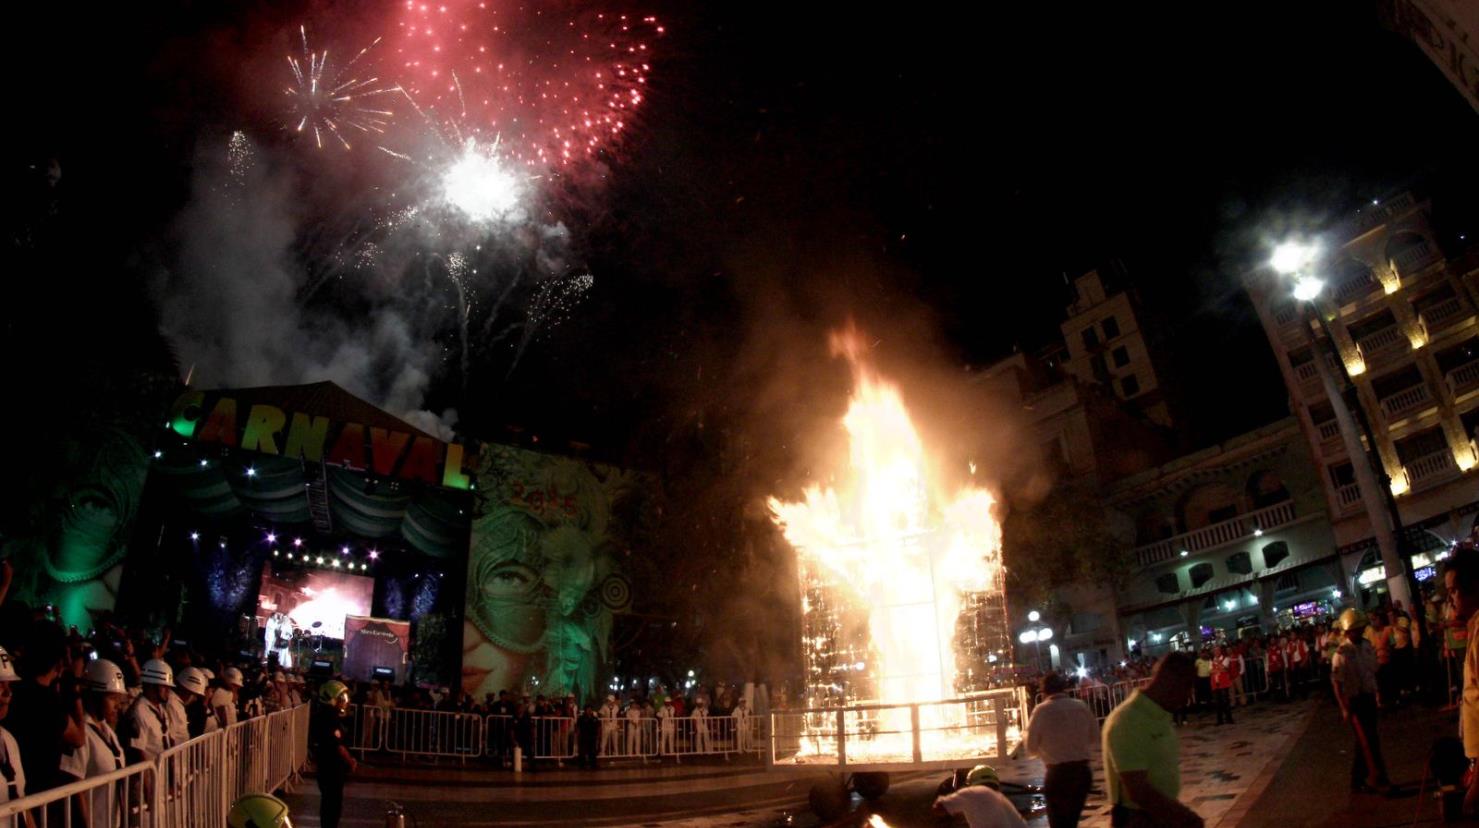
top-left (932, 764), bottom-right (1027, 828)
top-left (1026, 672), bottom-right (1097, 828)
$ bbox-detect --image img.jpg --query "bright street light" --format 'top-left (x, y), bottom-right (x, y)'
top-left (1027, 610), bottom-right (1041, 623)
top-left (1292, 276), bottom-right (1325, 301)
top-left (1019, 630), bottom-right (1037, 645)
top-left (1271, 240), bottom-right (1318, 275)
top-left (1038, 627), bottom-right (1054, 641)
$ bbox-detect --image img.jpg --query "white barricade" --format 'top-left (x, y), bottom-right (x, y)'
top-left (345, 704), bottom-right (388, 753)
top-left (0, 760), bottom-right (156, 828)
top-left (157, 730), bottom-right (229, 828)
top-left (384, 708), bottom-right (484, 759)
top-left (532, 716), bottom-right (576, 761)
top-left (483, 713), bottom-right (765, 764)
top-left (0, 704), bottom-right (307, 828)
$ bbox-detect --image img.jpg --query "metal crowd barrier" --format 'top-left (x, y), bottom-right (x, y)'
top-left (766, 687), bottom-right (1029, 770)
top-left (384, 708), bottom-right (485, 760)
top-left (0, 704), bottom-right (308, 828)
top-left (480, 714), bottom-right (766, 763)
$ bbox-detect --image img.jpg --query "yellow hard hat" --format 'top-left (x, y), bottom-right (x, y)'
top-left (1338, 608), bottom-right (1369, 632)
top-left (227, 792), bottom-right (292, 828)
top-left (965, 764), bottom-right (1001, 790)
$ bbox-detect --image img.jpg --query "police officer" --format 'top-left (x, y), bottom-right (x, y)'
top-left (1332, 608), bottom-right (1397, 796)
top-left (310, 680), bottom-right (356, 828)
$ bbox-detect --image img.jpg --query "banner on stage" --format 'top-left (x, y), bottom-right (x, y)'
top-left (343, 615), bottom-right (412, 683)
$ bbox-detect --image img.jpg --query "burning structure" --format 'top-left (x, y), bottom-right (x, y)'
top-left (768, 329), bottom-right (1018, 767)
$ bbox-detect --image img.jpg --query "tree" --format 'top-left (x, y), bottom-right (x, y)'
top-left (1001, 480), bottom-right (1135, 613)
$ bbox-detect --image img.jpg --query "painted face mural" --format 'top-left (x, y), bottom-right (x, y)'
top-left (461, 445), bottom-right (643, 702)
top-left (2, 427), bottom-right (148, 630)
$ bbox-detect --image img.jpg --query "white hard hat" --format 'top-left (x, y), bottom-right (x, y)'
top-left (140, 659), bottom-right (174, 687)
top-left (0, 646), bottom-right (18, 683)
top-left (83, 659), bottom-right (128, 695)
top-left (176, 667), bottom-right (208, 697)
top-left (272, 671), bottom-right (286, 683)
top-left (223, 667), bottom-right (244, 688)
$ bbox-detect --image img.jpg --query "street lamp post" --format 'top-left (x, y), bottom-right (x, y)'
top-left (1271, 241), bottom-right (1416, 613)
top-left (1019, 610), bottom-right (1053, 672)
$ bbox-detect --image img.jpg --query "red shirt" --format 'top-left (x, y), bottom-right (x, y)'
top-left (1267, 648), bottom-right (1284, 672)
top-left (1210, 657), bottom-right (1232, 690)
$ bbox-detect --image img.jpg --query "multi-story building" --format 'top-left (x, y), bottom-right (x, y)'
top-left (1110, 419), bottom-right (1343, 654)
top-left (1243, 191), bottom-right (1479, 597)
top-left (979, 334), bottom-right (1174, 672)
top-left (1059, 270), bottom-right (1178, 428)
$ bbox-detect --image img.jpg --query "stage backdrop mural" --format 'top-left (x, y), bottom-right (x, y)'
top-left (461, 444), bottom-right (647, 703)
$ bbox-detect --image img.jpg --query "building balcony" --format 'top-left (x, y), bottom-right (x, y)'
top-left (1314, 419), bottom-right (1344, 457)
top-left (1404, 449), bottom-right (1461, 491)
top-left (1378, 383), bottom-right (1434, 420)
top-left (1272, 303), bottom-right (1300, 327)
top-left (1420, 297), bottom-right (1468, 334)
top-left (1448, 359), bottom-right (1479, 401)
top-left (1336, 482), bottom-right (1363, 513)
top-left (1334, 270), bottom-right (1380, 305)
top-left (1133, 500), bottom-right (1298, 569)
top-left (1355, 326), bottom-right (1409, 369)
top-left (1392, 240), bottom-right (1440, 276)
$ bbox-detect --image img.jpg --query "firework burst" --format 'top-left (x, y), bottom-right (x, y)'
top-left (286, 25), bottom-right (401, 150)
top-left (392, 1), bottom-right (662, 168)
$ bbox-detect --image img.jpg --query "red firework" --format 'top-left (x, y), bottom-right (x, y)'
top-left (393, 0), bottom-right (661, 168)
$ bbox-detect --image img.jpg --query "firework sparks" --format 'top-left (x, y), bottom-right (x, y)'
top-left (440, 138), bottom-right (526, 223)
top-left (286, 25), bottom-right (400, 150)
top-left (392, 1), bottom-right (661, 167)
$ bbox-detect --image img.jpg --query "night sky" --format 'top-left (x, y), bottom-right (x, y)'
top-left (6, 0), bottom-right (1479, 458)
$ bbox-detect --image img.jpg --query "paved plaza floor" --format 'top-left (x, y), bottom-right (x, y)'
top-left (282, 698), bottom-right (1398, 827)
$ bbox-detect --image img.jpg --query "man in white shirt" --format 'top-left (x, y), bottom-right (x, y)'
top-left (933, 764), bottom-right (1027, 828)
top-left (211, 667), bottom-right (243, 729)
top-left (656, 700), bottom-right (675, 755)
top-left (624, 700), bottom-right (644, 755)
top-left (1026, 672), bottom-right (1098, 828)
top-left (0, 646), bottom-right (29, 827)
top-left (124, 659), bottom-right (176, 764)
top-left (81, 659), bottom-right (131, 828)
top-left (691, 701), bottom-right (711, 753)
top-left (599, 695), bottom-right (620, 756)
top-left (731, 698), bottom-right (751, 751)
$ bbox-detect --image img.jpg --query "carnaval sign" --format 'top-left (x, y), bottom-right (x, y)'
top-left (166, 389), bottom-right (472, 489)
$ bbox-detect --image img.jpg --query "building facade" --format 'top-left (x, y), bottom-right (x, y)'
top-left (1059, 270), bottom-right (1177, 428)
top-left (1242, 191), bottom-right (1479, 598)
top-left (1110, 419), bottom-right (1344, 656)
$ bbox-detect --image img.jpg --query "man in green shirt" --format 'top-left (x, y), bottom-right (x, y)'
top-left (1103, 652), bottom-right (1203, 828)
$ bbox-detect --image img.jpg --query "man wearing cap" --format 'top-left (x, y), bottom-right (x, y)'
top-left (123, 659), bottom-right (176, 764)
top-left (310, 680), bottom-right (357, 828)
top-left (599, 694), bottom-right (620, 756)
top-left (1027, 672), bottom-right (1098, 828)
top-left (1102, 652), bottom-right (1204, 828)
top-left (0, 645), bottom-right (32, 822)
top-left (79, 659), bottom-right (131, 827)
top-left (1332, 608), bottom-right (1395, 796)
top-left (932, 764), bottom-right (1027, 828)
top-left (212, 667), bottom-right (244, 729)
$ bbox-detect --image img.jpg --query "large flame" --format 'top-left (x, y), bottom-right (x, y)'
top-left (768, 329), bottom-right (1007, 761)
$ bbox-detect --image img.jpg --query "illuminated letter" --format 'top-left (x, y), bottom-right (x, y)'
top-left (442, 443), bottom-right (471, 489)
top-left (398, 437), bottom-right (443, 484)
top-left (196, 397), bottom-right (238, 447)
top-left (370, 428), bottom-right (411, 476)
top-left (241, 405), bottom-right (287, 455)
top-left (283, 413), bottom-right (330, 462)
top-left (325, 423), bottom-right (367, 470)
top-left (169, 390), bottom-right (206, 438)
